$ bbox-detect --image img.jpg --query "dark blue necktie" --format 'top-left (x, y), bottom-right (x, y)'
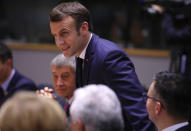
top-left (0, 86), bottom-right (4, 99)
top-left (76, 57), bottom-right (84, 88)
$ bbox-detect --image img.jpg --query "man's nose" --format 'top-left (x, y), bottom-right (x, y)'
top-left (56, 78), bottom-right (64, 86)
top-left (55, 36), bottom-right (64, 46)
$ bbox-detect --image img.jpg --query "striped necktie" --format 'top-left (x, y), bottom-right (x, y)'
top-left (64, 101), bottom-right (70, 117)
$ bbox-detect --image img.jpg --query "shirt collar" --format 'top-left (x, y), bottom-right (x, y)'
top-left (162, 121), bottom-right (189, 131)
top-left (79, 33), bottom-right (92, 59)
top-left (67, 96), bottom-right (73, 105)
top-left (2, 69), bottom-right (16, 91)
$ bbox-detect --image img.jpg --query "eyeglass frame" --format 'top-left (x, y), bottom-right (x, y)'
top-left (143, 93), bottom-right (165, 108)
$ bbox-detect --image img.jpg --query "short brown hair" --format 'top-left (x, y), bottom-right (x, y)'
top-left (49, 1), bottom-right (92, 32)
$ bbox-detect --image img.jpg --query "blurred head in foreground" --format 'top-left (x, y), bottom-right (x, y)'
top-left (0, 91), bottom-right (67, 131)
top-left (70, 84), bottom-right (124, 131)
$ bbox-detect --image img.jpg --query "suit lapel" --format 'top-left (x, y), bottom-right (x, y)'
top-left (7, 70), bottom-right (18, 91)
top-left (83, 33), bottom-right (96, 85)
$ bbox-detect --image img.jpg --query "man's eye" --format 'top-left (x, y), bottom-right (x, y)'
top-left (53, 75), bottom-right (58, 79)
top-left (61, 32), bottom-right (68, 36)
top-left (62, 75), bottom-right (69, 79)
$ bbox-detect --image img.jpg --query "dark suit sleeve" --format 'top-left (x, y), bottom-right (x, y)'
top-left (0, 72), bottom-right (37, 107)
top-left (103, 50), bottom-right (155, 131)
top-left (15, 78), bottom-right (37, 91)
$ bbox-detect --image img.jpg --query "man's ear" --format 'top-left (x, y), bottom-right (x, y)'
top-left (6, 59), bottom-right (12, 68)
top-left (155, 101), bottom-right (163, 115)
top-left (80, 22), bottom-right (89, 35)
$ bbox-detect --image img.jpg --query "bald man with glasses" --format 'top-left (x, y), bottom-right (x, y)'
top-left (146, 71), bottom-right (191, 131)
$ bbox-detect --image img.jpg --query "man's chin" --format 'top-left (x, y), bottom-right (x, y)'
top-left (58, 94), bottom-right (66, 98)
top-left (62, 52), bottom-right (71, 58)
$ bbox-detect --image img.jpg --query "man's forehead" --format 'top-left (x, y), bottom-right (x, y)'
top-left (50, 16), bottom-right (75, 28)
top-left (52, 65), bottom-right (74, 72)
top-left (52, 69), bottom-right (71, 75)
top-left (50, 22), bottom-right (72, 33)
top-left (148, 82), bottom-right (155, 92)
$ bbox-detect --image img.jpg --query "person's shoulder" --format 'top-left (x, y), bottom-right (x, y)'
top-left (14, 70), bottom-right (33, 82)
top-left (11, 70), bottom-right (37, 89)
top-left (92, 33), bottom-right (125, 54)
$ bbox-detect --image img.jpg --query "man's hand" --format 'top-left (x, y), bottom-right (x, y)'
top-left (36, 87), bottom-right (56, 99)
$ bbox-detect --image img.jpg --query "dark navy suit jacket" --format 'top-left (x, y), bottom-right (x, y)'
top-left (0, 70), bottom-right (37, 106)
top-left (77, 33), bottom-right (155, 131)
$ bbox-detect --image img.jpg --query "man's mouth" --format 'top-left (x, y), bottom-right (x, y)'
top-left (61, 47), bottom-right (69, 51)
top-left (56, 86), bottom-right (66, 90)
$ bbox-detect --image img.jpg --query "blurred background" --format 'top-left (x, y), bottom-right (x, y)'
top-left (0, 0), bottom-right (167, 49)
top-left (1, 0), bottom-right (190, 88)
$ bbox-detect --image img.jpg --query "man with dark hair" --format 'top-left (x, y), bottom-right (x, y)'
top-left (0, 43), bottom-right (37, 106)
top-left (37, 53), bottom-right (76, 116)
top-left (146, 71), bottom-right (191, 131)
top-left (49, 2), bottom-right (155, 130)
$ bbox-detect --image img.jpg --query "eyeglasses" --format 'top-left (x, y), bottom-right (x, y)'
top-left (143, 93), bottom-right (160, 101)
top-left (143, 93), bottom-right (165, 108)
top-left (144, 95), bottom-right (161, 102)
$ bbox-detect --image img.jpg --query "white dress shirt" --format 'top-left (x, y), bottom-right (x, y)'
top-left (162, 121), bottom-right (189, 131)
top-left (1, 69), bottom-right (16, 91)
top-left (79, 33), bottom-right (92, 59)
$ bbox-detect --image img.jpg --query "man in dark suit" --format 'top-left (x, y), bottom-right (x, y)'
top-left (0, 43), bottom-right (37, 106)
top-left (49, 2), bottom-right (155, 131)
top-left (146, 71), bottom-right (191, 131)
top-left (37, 53), bottom-right (76, 116)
